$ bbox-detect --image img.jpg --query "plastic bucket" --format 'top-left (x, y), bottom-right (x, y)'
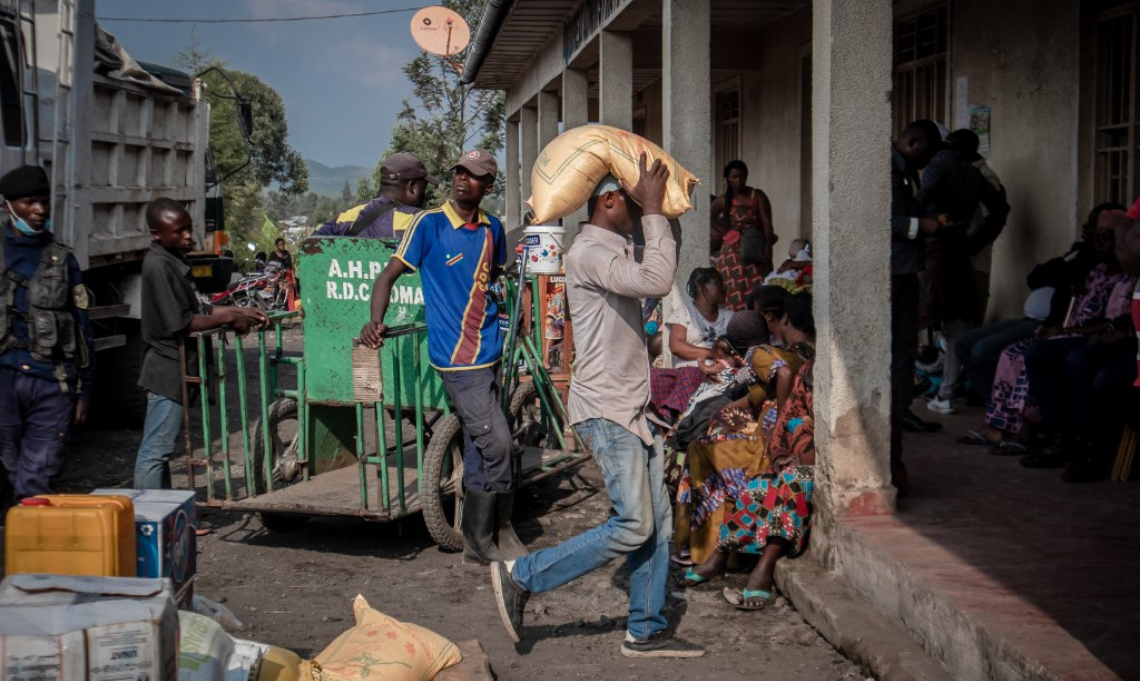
top-left (524, 225), bottom-right (566, 274)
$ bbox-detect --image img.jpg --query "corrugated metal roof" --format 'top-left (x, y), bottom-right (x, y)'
top-left (471, 0), bottom-right (809, 91)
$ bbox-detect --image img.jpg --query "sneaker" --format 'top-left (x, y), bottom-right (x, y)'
top-left (926, 396), bottom-right (956, 415)
top-left (490, 561), bottom-right (529, 643)
top-left (620, 631), bottom-right (706, 658)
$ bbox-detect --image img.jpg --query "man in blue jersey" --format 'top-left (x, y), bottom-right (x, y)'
top-left (360, 150), bottom-right (523, 565)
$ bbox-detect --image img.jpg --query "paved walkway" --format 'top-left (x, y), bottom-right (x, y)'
top-left (843, 404), bottom-right (1140, 681)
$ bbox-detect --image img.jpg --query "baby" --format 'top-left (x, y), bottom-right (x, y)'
top-left (764, 239), bottom-right (812, 284)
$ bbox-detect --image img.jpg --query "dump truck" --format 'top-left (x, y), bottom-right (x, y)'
top-left (0, 0), bottom-right (235, 424)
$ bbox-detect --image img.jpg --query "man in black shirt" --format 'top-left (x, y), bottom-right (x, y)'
top-left (134, 198), bottom-right (267, 489)
top-left (889, 120), bottom-right (944, 496)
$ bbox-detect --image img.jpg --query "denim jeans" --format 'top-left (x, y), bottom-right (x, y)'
top-left (954, 317), bottom-right (1039, 401)
top-left (134, 392), bottom-right (184, 489)
top-left (510, 418), bottom-right (672, 641)
top-left (438, 365), bottom-right (513, 493)
top-left (0, 368), bottom-right (75, 501)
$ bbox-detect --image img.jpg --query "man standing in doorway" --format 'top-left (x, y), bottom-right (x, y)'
top-left (359, 150), bottom-right (525, 565)
top-left (890, 120), bottom-right (945, 495)
top-left (0, 165), bottom-right (94, 501)
top-left (488, 155), bottom-right (705, 658)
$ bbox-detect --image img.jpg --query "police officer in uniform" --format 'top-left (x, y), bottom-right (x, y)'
top-left (0, 165), bottom-right (94, 502)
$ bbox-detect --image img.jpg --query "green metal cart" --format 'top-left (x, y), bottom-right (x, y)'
top-left (179, 236), bottom-right (588, 545)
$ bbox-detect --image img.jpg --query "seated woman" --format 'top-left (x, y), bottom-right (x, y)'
top-left (676, 293), bottom-right (815, 572)
top-left (684, 293), bottom-right (816, 610)
top-left (958, 216), bottom-right (1135, 453)
top-left (649, 268), bottom-right (734, 422)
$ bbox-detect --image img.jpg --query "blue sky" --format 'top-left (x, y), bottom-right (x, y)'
top-left (98, 0), bottom-right (423, 169)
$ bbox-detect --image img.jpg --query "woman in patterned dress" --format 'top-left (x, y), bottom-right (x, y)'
top-left (684, 295), bottom-right (817, 609)
top-left (676, 294), bottom-right (814, 569)
top-left (711, 161), bottom-right (776, 310)
top-left (959, 220), bottom-right (1135, 453)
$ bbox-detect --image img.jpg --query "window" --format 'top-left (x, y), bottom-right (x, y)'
top-left (1094, 5), bottom-right (1140, 206)
top-left (893, 5), bottom-right (948, 130)
top-left (714, 81), bottom-right (742, 181)
top-left (0, 12), bottom-right (25, 147)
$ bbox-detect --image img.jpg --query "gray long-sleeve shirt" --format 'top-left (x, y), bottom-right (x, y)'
top-left (564, 215), bottom-right (676, 445)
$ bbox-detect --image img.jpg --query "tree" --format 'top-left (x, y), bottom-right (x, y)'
top-left (173, 35), bottom-right (308, 255)
top-left (341, 180), bottom-right (353, 205)
top-left (374, 0), bottom-right (506, 208)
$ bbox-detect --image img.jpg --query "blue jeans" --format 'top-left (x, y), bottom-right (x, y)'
top-left (0, 368), bottom-right (75, 501)
top-left (134, 392), bottom-right (184, 489)
top-left (510, 418), bottom-right (672, 641)
top-left (954, 317), bottom-right (1039, 401)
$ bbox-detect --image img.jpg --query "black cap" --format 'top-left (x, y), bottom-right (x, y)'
top-left (0, 165), bottom-right (49, 201)
top-left (379, 152), bottom-right (440, 186)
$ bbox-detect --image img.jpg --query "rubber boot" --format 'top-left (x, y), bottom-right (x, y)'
top-left (462, 490), bottom-right (506, 566)
top-left (494, 491), bottom-right (528, 559)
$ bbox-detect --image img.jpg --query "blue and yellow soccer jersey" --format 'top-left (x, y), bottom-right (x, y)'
top-left (393, 201), bottom-right (507, 371)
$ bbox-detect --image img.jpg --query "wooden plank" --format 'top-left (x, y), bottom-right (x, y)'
top-left (87, 303), bottom-right (131, 320)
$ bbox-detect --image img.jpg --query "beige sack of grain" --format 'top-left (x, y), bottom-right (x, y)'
top-left (528, 125), bottom-right (699, 224)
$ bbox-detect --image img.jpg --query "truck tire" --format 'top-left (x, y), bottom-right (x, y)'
top-left (250, 398), bottom-right (303, 495)
top-left (421, 414), bottom-right (465, 551)
top-left (93, 321), bottom-right (147, 428)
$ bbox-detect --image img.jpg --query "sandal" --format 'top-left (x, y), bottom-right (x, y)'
top-left (722, 587), bottom-right (776, 611)
top-left (990, 440), bottom-right (1029, 456)
top-left (957, 430), bottom-right (999, 446)
top-left (670, 553), bottom-right (694, 567)
top-left (682, 568), bottom-right (711, 588)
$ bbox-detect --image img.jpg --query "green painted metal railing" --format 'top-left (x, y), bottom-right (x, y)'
top-left (180, 273), bottom-right (589, 519)
top-left (183, 311), bottom-right (304, 503)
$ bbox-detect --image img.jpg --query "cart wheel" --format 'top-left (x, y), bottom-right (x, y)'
top-left (250, 398), bottom-right (304, 494)
top-left (509, 381), bottom-right (560, 447)
top-left (421, 413), bottom-right (465, 551)
top-left (259, 512), bottom-right (309, 533)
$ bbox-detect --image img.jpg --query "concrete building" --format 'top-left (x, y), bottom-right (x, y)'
top-left (463, 1), bottom-right (1140, 680)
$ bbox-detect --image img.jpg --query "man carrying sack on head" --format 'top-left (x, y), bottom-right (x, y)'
top-left (359, 150), bottom-right (524, 565)
top-left (488, 155), bottom-right (706, 659)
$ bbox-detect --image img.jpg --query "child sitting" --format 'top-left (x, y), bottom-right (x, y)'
top-left (764, 239), bottom-right (812, 286)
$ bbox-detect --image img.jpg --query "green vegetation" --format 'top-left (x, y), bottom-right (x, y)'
top-left (173, 32), bottom-right (308, 252)
top-left (361, 0), bottom-right (506, 212)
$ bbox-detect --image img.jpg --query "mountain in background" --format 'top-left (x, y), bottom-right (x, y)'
top-left (297, 159), bottom-right (372, 197)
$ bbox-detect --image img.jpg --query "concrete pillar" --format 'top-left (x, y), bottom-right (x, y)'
top-left (662, 0), bottom-right (711, 291)
top-left (519, 106), bottom-right (538, 223)
top-left (537, 90), bottom-right (560, 149)
top-left (562, 68), bottom-right (590, 239)
top-left (506, 119), bottom-right (521, 231)
top-left (599, 31), bottom-right (632, 129)
top-left (811, 0), bottom-right (895, 520)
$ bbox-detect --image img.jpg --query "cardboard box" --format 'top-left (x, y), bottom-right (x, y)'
top-left (0, 574), bottom-right (178, 681)
top-left (92, 490), bottom-right (197, 601)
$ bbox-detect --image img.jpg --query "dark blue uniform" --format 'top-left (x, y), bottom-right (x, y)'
top-left (0, 227), bottom-right (95, 500)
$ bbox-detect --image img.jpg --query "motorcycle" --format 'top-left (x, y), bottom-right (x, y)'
top-left (212, 262), bottom-right (295, 312)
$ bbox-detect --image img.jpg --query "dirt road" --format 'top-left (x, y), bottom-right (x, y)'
top-left (0, 324), bottom-right (864, 681)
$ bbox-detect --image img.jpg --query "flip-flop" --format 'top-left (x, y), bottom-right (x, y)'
top-left (957, 430), bottom-right (999, 446)
top-left (670, 553), bottom-right (694, 567)
top-left (990, 440), bottom-right (1029, 456)
top-left (722, 587), bottom-right (775, 611)
top-left (683, 568), bottom-right (710, 587)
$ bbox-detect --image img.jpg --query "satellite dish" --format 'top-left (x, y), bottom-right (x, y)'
top-left (410, 6), bottom-right (470, 57)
